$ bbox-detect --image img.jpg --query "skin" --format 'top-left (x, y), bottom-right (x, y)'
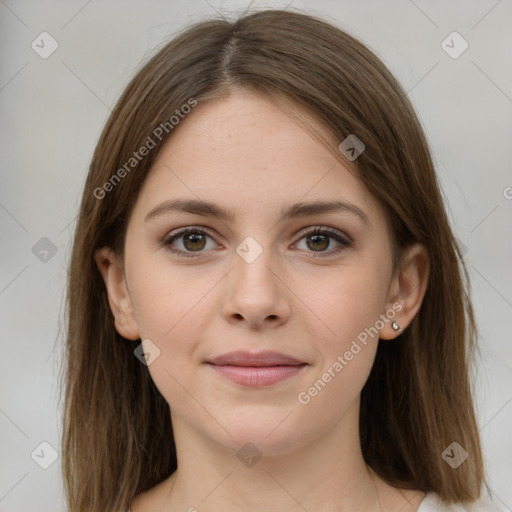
top-left (95, 90), bottom-right (429, 512)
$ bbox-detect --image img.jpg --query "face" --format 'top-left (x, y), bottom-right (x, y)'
top-left (99, 90), bottom-right (414, 456)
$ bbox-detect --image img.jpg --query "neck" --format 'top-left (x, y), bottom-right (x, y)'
top-left (163, 401), bottom-right (385, 512)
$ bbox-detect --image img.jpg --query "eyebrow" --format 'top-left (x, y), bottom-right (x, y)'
top-left (144, 198), bottom-right (369, 225)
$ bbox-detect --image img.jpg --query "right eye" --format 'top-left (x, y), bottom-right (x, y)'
top-left (161, 227), bottom-right (219, 257)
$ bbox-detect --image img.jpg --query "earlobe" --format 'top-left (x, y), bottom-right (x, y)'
top-left (94, 247), bottom-right (140, 340)
top-left (380, 243), bottom-right (430, 340)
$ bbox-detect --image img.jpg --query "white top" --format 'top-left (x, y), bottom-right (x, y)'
top-left (417, 492), bottom-right (506, 511)
top-left (127, 492), bottom-right (506, 511)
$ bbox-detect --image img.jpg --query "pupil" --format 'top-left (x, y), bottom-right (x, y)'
top-left (309, 234), bottom-right (328, 251)
top-left (185, 233), bottom-right (205, 251)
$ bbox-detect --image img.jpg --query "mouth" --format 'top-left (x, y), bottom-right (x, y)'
top-left (205, 350), bottom-right (308, 387)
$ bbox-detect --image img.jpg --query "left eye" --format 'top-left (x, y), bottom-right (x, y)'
top-left (162, 226), bottom-right (350, 257)
top-left (294, 227), bottom-right (351, 255)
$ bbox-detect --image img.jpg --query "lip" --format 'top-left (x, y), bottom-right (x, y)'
top-left (207, 350), bottom-right (305, 366)
top-left (205, 350), bottom-right (307, 387)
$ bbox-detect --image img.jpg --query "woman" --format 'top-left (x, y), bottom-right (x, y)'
top-left (61, 8), bottom-right (504, 512)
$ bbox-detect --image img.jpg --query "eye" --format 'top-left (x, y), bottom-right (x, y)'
top-left (294, 226), bottom-right (351, 257)
top-left (162, 227), bottom-right (218, 258)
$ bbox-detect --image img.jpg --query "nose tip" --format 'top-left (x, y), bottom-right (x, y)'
top-left (224, 259), bottom-right (290, 330)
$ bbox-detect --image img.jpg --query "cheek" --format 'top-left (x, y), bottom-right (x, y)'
top-left (297, 261), bottom-right (389, 399)
top-left (127, 246), bottom-right (217, 339)
top-left (126, 253), bottom-right (220, 398)
top-left (311, 261), bottom-right (389, 348)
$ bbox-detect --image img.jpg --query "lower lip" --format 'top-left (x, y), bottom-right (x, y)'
top-left (207, 364), bottom-right (307, 387)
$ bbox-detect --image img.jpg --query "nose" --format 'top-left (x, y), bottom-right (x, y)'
top-left (222, 245), bottom-right (291, 330)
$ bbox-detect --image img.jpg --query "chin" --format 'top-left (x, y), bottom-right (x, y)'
top-left (206, 409), bottom-right (313, 457)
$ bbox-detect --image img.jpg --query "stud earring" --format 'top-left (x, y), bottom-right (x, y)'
top-left (392, 321), bottom-right (402, 332)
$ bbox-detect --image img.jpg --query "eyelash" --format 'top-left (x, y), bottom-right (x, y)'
top-left (161, 226), bottom-right (351, 259)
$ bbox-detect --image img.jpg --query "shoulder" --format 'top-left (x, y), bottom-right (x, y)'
top-left (419, 492), bottom-right (507, 512)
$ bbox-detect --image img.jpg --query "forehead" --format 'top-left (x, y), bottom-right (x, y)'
top-left (132, 91), bottom-right (386, 228)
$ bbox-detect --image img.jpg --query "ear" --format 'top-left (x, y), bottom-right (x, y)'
top-left (379, 243), bottom-right (430, 340)
top-left (94, 247), bottom-right (140, 340)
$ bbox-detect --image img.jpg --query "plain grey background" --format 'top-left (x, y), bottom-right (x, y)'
top-left (0, 1), bottom-right (511, 511)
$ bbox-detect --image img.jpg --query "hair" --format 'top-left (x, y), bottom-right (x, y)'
top-left (60, 7), bottom-right (488, 512)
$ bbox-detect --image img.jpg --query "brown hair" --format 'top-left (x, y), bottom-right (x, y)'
top-left (60, 8), bottom-right (488, 512)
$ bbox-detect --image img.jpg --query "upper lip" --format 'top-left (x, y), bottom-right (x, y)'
top-left (206, 350), bottom-right (306, 367)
